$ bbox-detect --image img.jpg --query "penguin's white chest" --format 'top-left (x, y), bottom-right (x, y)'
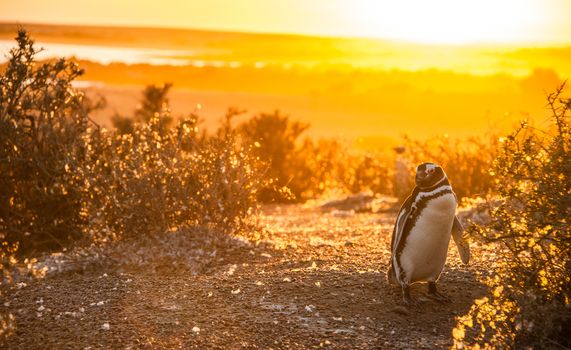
top-left (400, 193), bottom-right (457, 283)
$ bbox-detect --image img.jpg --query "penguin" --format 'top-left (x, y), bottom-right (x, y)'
top-left (387, 162), bottom-right (470, 305)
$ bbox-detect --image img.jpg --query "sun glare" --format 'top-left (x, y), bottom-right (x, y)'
top-left (343, 0), bottom-right (547, 44)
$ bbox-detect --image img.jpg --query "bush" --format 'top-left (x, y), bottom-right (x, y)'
top-left (0, 242), bottom-right (17, 340)
top-left (295, 139), bottom-right (394, 198)
top-left (111, 83), bottom-right (174, 135)
top-left (1, 30), bottom-right (268, 253)
top-left (453, 85), bottom-right (570, 348)
top-left (238, 113), bottom-right (395, 202)
top-left (84, 112), bottom-right (267, 241)
top-left (292, 138), bottom-right (348, 199)
top-left (238, 110), bottom-right (309, 201)
top-left (0, 30), bottom-right (95, 254)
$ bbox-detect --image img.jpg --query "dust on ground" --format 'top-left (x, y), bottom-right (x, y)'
top-left (1, 204), bottom-right (490, 349)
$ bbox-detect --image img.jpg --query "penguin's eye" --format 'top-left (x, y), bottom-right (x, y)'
top-left (427, 168), bottom-right (435, 174)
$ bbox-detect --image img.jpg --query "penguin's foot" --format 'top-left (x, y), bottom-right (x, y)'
top-left (402, 285), bottom-right (419, 307)
top-left (427, 282), bottom-right (451, 303)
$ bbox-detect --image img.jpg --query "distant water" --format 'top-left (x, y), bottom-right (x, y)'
top-left (0, 40), bottom-right (240, 67)
top-left (0, 39), bottom-right (532, 77)
top-left (3, 39), bottom-right (566, 77)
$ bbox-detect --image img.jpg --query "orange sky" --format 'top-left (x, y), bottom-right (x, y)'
top-left (2, 0), bottom-right (571, 45)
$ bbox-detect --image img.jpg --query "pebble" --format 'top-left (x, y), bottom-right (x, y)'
top-left (391, 305), bottom-right (409, 315)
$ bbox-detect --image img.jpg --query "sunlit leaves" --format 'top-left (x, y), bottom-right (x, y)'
top-left (82, 106), bottom-right (269, 241)
top-left (1, 29), bottom-right (95, 253)
top-left (455, 85), bottom-right (571, 348)
top-left (0, 313), bottom-right (15, 340)
top-left (1, 29), bottom-right (268, 257)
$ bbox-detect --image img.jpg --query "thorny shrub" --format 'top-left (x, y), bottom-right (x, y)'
top-left (238, 110), bottom-right (309, 201)
top-left (0, 30), bottom-right (97, 254)
top-left (111, 83), bottom-right (174, 135)
top-left (453, 85), bottom-right (570, 349)
top-left (238, 111), bottom-right (394, 201)
top-left (84, 113), bottom-right (267, 242)
top-left (0, 242), bottom-right (17, 340)
top-left (294, 139), bottom-right (394, 199)
top-left (1, 30), bottom-right (268, 251)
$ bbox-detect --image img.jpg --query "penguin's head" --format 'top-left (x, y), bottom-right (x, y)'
top-left (415, 163), bottom-right (447, 188)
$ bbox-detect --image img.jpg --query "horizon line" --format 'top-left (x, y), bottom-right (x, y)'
top-left (2, 20), bottom-right (571, 48)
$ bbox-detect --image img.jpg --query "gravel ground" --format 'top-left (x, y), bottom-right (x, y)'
top-left (1, 204), bottom-right (491, 349)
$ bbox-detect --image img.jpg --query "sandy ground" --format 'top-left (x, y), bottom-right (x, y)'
top-left (1, 204), bottom-right (489, 349)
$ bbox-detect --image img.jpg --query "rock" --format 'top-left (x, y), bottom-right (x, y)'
top-left (391, 305), bottom-right (409, 315)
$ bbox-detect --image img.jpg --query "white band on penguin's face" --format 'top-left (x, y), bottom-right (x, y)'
top-left (425, 163), bottom-right (437, 172)
top-left (429, 175), bottom-right (448, 188)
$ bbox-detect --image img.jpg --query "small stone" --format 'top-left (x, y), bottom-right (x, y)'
top-left (392, 305), bottom-right (409, 315)
top-left (101, 322), bottom-right (110, 330)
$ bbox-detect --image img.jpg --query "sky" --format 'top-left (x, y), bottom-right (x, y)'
top-left (1, 0), bottom-right (571, 45)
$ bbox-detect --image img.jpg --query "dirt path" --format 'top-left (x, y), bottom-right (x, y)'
top-left (2, 205), bottom-right (489, 349)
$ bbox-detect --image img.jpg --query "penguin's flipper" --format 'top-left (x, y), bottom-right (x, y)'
top-left (392, 195), bottom-right (415, 255)
top-left (451, 216), bottom-right (470, 265)
top-left (389, 189), bottom-right (419, 286)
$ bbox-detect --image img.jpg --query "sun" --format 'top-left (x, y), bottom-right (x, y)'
top-left (342, 0), bottom-right (547, 45)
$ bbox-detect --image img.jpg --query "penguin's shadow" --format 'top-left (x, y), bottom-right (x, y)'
top-left (386, 266), bottom-right (487, 311)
